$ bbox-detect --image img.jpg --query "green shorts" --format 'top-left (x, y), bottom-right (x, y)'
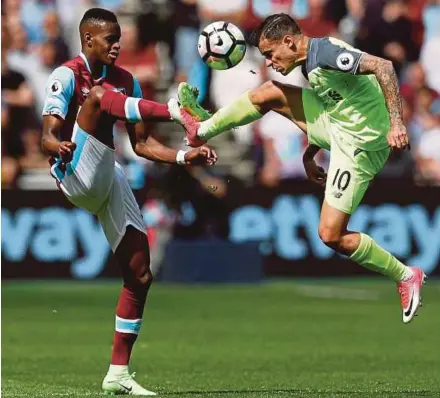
top-left (302, 89), bottom-right (390, 214)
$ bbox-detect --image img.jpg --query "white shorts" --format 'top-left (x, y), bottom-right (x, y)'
top-left (51, 124), bottom-right (146, 251)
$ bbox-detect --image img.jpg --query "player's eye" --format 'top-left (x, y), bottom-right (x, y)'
top-left (106, 36), bottom-right (119, 43)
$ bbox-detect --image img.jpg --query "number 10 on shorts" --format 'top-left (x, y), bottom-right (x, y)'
top-left (332, 168), bottom-right (351, 191)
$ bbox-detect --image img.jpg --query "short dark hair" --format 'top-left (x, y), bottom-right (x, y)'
top-left (80, 8), bottom-right (118, 27)
top-left (249, 13), bottom-right (301, 47)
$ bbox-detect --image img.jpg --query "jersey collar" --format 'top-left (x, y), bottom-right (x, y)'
top-left (79, 52), bottom-right (107, 82)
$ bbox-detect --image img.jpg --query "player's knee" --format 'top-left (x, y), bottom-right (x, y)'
top-left (88, 86), bottom-right (105, 104)
top-left (135, 268), bottom-right (154, 289)
top-left (259, 80), bottom-right (278, 92)
top-left (124, 267), bottom-right (153, 294)
top-left (249, 80), bottom-right (282, 111)
top-left (318, 226), bottom-right (342, 249)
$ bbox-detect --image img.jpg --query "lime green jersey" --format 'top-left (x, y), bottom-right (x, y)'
top-left (304, 37), bottom-right (390, 151)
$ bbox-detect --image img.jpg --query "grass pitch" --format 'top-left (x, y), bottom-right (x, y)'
top-left (2, 279), bottom-right (440, 397)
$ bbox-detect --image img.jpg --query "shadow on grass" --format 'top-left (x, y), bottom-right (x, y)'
top-left (167, 389), bottom-right (299, 395)
top-left (166, 389), bottom-right (436, 397)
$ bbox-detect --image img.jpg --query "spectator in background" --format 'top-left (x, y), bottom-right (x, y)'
top-left (117, 19), bottom-right (158, 101)
top-left (336, 0), bottom-right (365, 44)
top-left (6, 19), bottom-right (64, 118)
top-left (356, 0), bottom-right (418, 76)
top-left (1, 144), bottom-right (21, 189)
top-left (6, 21), bottom-right (39, 75)
top-left (415, 109), bottom-right (440, 185)
top-left (406, 0), bottom-right (429, 47)
top-left (3, 0), bottom-right (23, 29)
top-left (117, 19), bottom-right (158, 100)
top-left (250, 0), bottom-right (309, 24)
top-left (400, 63), bottom-right (426, 107)
top-left (20, 0), bottom-right (55, 45)
top-left (173, 0), bottom-right (200, 84)
top-left (2, 22), bottom-right (34, 188)
top-left (420, 0), bottom-right (440, 93)
top-left (43, 10), bottom-right (70, 63)
top-left (54, 0), bottom-right (81, 43)
top-left (1, 96), bottom-right (20, 188)
top-left (197, 0), bottom-right (247, 27)
top-left (24, 40), bottom-right (61, 119)
top-left (410, 86), bottom-right (439, 145)
top-left (1, 23), bottom-right (34, 159)
top-left (298, 0), bottom-right (338, 37)
top-left (97, 0), bottom-right (122, 10)
top-left (421, 0), bottom-right (440, 40)
top-left (251, 0), bottom-right (336, 40)
top-left (18, 129), bottom-right (50, 170)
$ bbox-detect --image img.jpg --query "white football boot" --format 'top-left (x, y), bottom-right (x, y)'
top-left (102, 372), bottom-right (157, 396)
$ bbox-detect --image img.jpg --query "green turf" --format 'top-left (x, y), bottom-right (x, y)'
top-left (2, 279), bottom-right (440, 397)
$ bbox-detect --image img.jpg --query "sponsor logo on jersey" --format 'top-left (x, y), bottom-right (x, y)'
top-left (336, 52), bottom-right (355, 71)
top-left (50, 79), bottom-right (63, 96)
top-left (328, 89), bottom-right (343, 102)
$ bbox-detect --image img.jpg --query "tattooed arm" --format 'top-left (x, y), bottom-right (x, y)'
top-left (357, 53), bottom-right (409, 150)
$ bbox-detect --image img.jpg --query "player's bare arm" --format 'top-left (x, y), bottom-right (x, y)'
top-left (126, 122), bottom-right (218, 166)
top-left (42, 115), bottom-right (76, 162)
top-left (357, 53), bottom-right (409, 151)
top-left (303, 144), bottom-right (326, 186)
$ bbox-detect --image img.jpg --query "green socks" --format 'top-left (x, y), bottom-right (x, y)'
top-left (197, 92), bottom-right (263, 140)
top-left (350, 233), bottom-right (407, 282)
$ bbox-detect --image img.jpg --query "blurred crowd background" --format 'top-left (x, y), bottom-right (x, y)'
top-left (1, 0), bottom-right (440, 192)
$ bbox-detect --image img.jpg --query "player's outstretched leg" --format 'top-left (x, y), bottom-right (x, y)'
top-left (175, 82), bottom-right (262, 146)
top-left (81, 85), bottom-right (178, 127)
top-left (319, 201), bottom-right (426, 324)
top-left (102, 226), bottom-right (156, 396)
top-left (174, 81), bottom-right (307, 147)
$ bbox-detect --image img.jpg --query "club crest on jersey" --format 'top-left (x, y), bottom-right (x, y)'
top-left (336, 52), bottom-right (354, 71)
top-left (50, 79), bottom-right (63, 96)
top-left (112, 87), bottom-right (126, 95)
top-left (81, 87), bottom-right (90, 97)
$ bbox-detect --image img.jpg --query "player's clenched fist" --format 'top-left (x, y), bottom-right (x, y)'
top-left (304, 159), bottom-right (327, 186)
top-left (387, 125), bottom-right (410, 151)
top-left (303, 144), bottom-right (327, 186)
top-left (185, 145), bottom-right (218, 166)
top-left (57, 141), bottom-right (77, 162)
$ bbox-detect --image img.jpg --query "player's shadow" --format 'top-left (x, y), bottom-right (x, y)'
top-left (166, 389), bottom-right (304, 396)
top-left (166, 390), bottom-right (435, 397)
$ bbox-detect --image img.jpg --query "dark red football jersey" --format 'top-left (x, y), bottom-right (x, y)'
top-left (42, 52), bottom-right (142, 144)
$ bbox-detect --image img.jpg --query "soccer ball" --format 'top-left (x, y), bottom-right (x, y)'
top-left (198, 21), bottom-right (246, 70)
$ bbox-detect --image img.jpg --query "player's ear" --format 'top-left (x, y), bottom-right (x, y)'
top-left (283, 35), bottom-right (294, 49)
top-left (85, 32), bottom-right (92, 48)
